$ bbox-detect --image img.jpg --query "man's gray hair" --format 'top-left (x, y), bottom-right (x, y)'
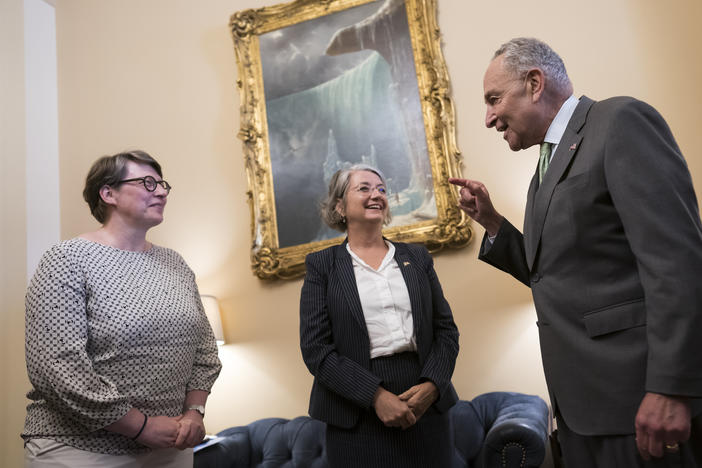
top-left (320, 163), bottom-right (391, 232)
top-left (494, 37), bottom-right (571, 95)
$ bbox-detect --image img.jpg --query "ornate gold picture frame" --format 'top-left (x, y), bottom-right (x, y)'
top-left (230, 0), bottom-right (470, 279)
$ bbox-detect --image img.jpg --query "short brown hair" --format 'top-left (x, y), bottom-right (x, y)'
top-left (83, 150), bottom-right (162, 223)
top-left (320, 164), bottom-right (391, 232)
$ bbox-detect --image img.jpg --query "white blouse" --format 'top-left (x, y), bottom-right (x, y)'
top-left (347, 242), bottom-right (417, 359)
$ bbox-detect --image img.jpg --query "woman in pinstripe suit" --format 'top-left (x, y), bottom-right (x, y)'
top-left (300, 164), bottom-right (460, 467)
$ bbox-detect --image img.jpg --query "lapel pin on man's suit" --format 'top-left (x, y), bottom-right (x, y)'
top-left (569, 143), bottom-right (577, 151)
top-left (403, 261), bottom-right (410, 266)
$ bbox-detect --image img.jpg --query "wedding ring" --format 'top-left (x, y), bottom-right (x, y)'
top-left (664, 442), bottom-right (680, 452)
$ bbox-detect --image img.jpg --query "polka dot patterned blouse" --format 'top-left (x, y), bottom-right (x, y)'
top-left (22, 238), bottom-right (222, 455)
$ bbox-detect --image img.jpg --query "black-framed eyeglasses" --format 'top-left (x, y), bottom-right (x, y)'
top-left (116, 176), bottom-right (172, 194)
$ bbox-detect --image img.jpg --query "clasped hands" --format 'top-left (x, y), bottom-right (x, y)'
top-left (373, 381), bottom-right (438, 430)
top-left (137, 411), bottom-right (206, 450)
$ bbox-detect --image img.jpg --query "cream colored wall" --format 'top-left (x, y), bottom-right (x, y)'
top-left (2, 0), bottom-right (700, 464)
top-left (1, 0), bottom-right (30, 466)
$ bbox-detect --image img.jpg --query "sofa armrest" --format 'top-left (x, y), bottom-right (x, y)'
top-left (194, 427), bottom-right (252, 468)
top-left (194, 417), bottom-right (327, 468)
top-left (472, 392), bottom-right (549, 468)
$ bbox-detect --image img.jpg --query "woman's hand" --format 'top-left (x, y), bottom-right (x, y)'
top-left (106, 409), bottom-right (179, 448)
top-left (174, 411), bottom-right (207, 449)
top-left (136, 415), bottom-right (181, 449)
top-left (373, 387), bottom-right (416, 429)
top-left (398, 381), bottom-right (438, 421)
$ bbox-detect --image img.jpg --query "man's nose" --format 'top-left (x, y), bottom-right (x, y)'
top-left (485, 107), bottom-right (497, 128)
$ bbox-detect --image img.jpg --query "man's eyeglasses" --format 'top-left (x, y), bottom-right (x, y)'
top-left (116, 176), bottom-right (172, 194)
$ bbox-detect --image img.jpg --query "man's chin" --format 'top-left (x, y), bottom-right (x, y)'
top-left (506, 140), bottom-right (522, 151)
top-left (502, 132), bottom-right (521, 151)
top-left (507, 139), bottom-right (533, 152)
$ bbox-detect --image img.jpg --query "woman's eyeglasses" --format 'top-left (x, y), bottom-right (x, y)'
top-left (116, 176), bottom-right (172, 194)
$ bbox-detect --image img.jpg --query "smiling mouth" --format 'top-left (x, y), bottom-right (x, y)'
top-left (366, 204), bottom-right (384, 210)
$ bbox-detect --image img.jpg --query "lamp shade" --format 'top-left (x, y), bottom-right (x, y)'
top-left (200, 294), bottom-right (225, 345)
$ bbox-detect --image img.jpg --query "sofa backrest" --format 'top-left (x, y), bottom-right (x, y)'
top-left (194, 392), bottom-right (549, 468)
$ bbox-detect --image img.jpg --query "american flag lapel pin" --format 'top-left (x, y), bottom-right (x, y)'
top-left (569, 143), bottom-right (577, 151)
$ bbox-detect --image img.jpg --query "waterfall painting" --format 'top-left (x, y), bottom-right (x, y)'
top-left (261, 0), bottom-right (434, 248)
top-left (231, 0), bottom-right (471, 279)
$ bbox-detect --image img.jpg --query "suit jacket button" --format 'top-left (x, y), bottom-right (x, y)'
top-left (531, 273), bottom-right (541, 283)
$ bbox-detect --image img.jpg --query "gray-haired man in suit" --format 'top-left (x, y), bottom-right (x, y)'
top-left (450, 37), bottom-right (702, 467)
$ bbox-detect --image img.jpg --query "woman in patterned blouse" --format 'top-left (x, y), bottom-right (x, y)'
top-left (22, 150), bottom-right (222, 467)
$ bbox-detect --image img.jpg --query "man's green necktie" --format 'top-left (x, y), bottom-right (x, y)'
top-left (539, 142), bottom-right (553, 184)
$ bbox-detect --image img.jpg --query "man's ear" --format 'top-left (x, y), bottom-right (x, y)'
top-left (99, 185), bottom-right (117, 206)
top-left (526, 68), bottom-right (546, 102)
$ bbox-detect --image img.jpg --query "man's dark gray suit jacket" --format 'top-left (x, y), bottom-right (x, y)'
top-left (481, 96), bottom-right (702, 435)
top-left (300, 240), bottom-right (459, 429)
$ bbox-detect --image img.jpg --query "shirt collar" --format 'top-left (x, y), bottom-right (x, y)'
top-left (544, 94), bottom-right (579, 145)
top-left (346, 240), bottom-right (396, 272)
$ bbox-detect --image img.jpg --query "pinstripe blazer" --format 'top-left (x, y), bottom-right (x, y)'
top-left (300, 240), bottom-right (459, 429)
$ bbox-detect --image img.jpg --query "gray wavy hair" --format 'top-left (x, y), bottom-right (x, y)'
top-left (320, 164), bottom-right (392, 232)
top-left (494, 37), bottom-right (572, 96)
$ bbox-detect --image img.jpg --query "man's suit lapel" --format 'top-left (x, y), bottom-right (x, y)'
top-left (393, 243), bottom-right (423, 334)
top-left (525, 96), bottom-right (594, 270)
top-left (333, 242), bottom-right (369, 333)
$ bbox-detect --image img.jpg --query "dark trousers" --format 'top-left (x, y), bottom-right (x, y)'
top-left (556, 413), bottom-right (702, 468)
top-left (325, 352), bottom-right (452, 468)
